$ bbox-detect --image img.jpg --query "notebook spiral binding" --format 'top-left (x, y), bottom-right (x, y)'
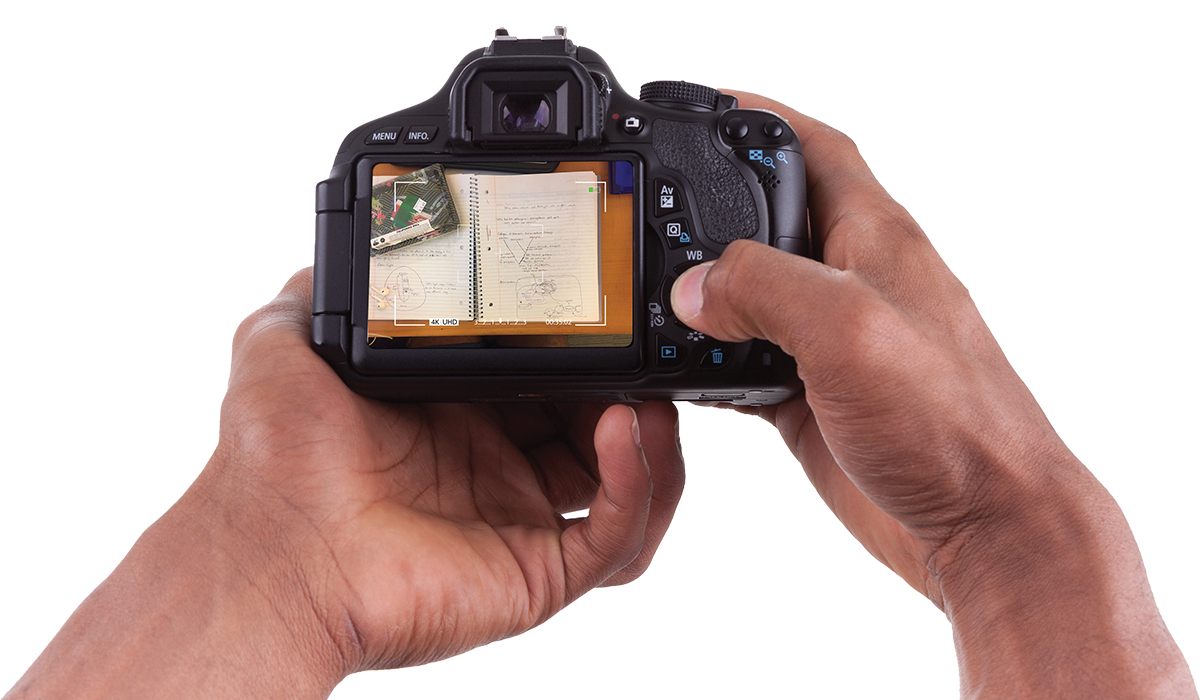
top-left (468, 176), bottom-right (480, 321)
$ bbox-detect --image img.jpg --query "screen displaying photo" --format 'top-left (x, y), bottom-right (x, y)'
top-left (365, 160), bottom-right (635, 349)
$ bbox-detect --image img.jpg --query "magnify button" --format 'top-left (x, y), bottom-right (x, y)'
top-left (776, 151), bottom-right (788, 164)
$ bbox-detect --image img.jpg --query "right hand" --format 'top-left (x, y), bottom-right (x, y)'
top-left (674, 91), bottom-right (1067, 601)
top-left (671, 91), bottom-right (1197, 698)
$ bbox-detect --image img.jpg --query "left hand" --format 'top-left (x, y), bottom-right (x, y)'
top-left (207, 268), bottom-right (687, 672)
top-left (8, 268), bottom-right (685, 699)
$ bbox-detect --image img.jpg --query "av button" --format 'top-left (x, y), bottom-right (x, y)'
top-left (404, 126), bottom-right (438, 144)
top-left (653, 178), bottom-right (683, 216)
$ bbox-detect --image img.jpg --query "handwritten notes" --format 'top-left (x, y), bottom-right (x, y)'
top-left (475, 171), bottom-right (600, 323)
top-left (367, 169), bottom-right (601, 326)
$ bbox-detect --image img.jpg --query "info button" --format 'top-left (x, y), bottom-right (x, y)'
top-left (404, 126), bottom-right (438, 144)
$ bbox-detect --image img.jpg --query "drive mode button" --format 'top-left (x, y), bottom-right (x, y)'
top-left (404, 126), bottom-right (438, 144)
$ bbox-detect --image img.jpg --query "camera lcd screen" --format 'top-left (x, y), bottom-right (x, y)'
top-left (365, 160), bottom-right (635, 350)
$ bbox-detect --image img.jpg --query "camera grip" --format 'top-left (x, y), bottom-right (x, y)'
top-left (652, 120), bottom-right (758, 244)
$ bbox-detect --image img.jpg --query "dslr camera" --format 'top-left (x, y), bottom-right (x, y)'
top-left (312, 28), bottom-right (809, 404)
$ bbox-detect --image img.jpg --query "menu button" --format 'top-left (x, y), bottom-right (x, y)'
top-left (365, 129), bottom-right (400, 145)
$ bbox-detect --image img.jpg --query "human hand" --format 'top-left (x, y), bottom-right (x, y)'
top-left (9, 270), bottom-right (684, 699)
top-left (671, 92), bottom-right (1196, 698)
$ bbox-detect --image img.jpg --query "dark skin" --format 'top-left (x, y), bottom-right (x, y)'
top-left (7, 92), bottom-right (1196, 699)
top-left (7, 269), bottom-right (685, 698)
top-left (671, 92), bottom-right (1197, 697)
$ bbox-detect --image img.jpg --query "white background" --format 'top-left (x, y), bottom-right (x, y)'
top-left (2, 2), bottom-right (1197, 697)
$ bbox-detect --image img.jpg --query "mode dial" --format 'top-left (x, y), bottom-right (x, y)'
top-left (640, 81), bottom-right (721, 112)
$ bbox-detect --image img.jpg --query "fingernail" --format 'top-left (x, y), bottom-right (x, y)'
top-left (628, 406), bottom-right (642, 448)
top-left (671, 262), bottom-right (714, 322)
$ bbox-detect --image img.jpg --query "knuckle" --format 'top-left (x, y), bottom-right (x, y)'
top-left (232, 293), bottom-right (311, 355)
top-left (231, 268), bottom-right (313, 352)
top-left (232, 300), bottom-right (287, 351)
top-left (816, 123), bottom-right (860, 157)
top-left (805, 278), bottom-right (907, 378)
top-left (824, 209), bottom-right (930, 283)
top-left (604, 560), bottom-right (649, 587)
top-left (653, 461), bottom-right (686, 504)
top-left (232, 305), bottom-right (271, 350)
top-left (838, 208), bottom-right (924, 246)
top-left (839, 289), bottom-right (902, 356)
top-left (287, 266), bottom-right (314, 292)
top-left (584, 517), bottom-right (645, 573)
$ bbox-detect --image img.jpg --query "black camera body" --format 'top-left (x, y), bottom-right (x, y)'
top-left (312, 29), bottom-right (808, 404)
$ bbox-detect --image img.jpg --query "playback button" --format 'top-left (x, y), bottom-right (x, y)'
top-left (655, 334), bottom-right (686, 368)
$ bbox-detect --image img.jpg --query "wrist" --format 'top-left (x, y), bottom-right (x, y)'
top-left (9, 455), bottom-right (349, 699)
top-left (167, 455), bottom-right (353, 694)
top-left (932, 447), bottom-right (1195, 698)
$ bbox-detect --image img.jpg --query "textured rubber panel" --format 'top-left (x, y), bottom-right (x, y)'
top-left (653, 120), bottom-right (758, 244)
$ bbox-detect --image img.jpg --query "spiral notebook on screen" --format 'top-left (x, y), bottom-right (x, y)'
top-left (367, 170), bottom-right (601, 326)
